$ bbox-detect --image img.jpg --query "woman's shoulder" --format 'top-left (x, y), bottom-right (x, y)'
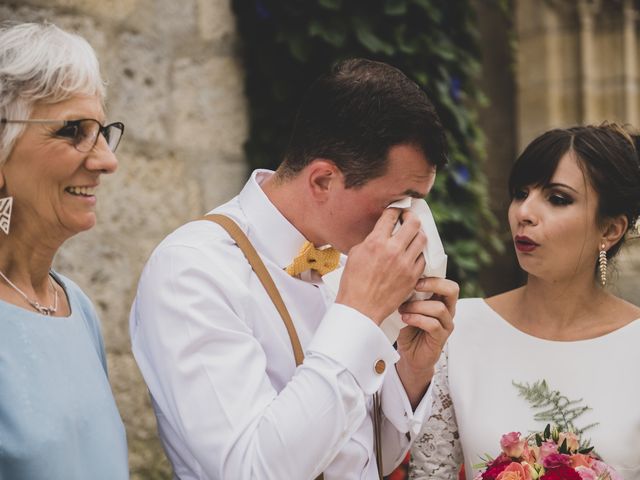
top-left (52, 271), bottom-right (107, 363)
top-left (451, 291), bottom-right (522, 337)
top-left (454, 297), bottom-right (493, 322)
top-left (52, 271), bottom-right (88, 299)
top-left (51, 271), bottom-right (100, 323)
top-left (448, 298), bottom-right (497, 343)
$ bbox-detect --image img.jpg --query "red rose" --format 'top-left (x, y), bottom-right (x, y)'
top-left (540, 466), bottom-right (581, 480)
top-left (482, 461), bottom-right (510, 480)
top-left (488, 454), bottom-right (511, 467)
top-left (543, 453), bottom-right (571, 469)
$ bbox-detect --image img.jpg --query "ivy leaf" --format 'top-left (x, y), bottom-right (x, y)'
top-left (384, 0), bottom-right (408, 15)
top-left (309, 19), bottom-right (347, 47)
top-left (318, 0), bottom-right (342, 10)
top-left (353, 17), bottom-right (395, 55)
top-left (394, 24), bottom-right (420, 55)
top-left (287, 34), bottom-right (311, 63)
top-left (410, 0), bottom-right (442, 22)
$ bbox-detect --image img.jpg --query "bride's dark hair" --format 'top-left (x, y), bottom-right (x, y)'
top-left (508, 123), bottom-right (640, 259)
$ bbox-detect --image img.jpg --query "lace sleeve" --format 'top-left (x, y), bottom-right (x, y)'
top-left (409, 346), bottom-right (463, 479)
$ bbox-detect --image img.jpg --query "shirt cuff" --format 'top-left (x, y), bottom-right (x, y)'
top-left (307, 303), bottom-right (399, 395)
top-left (381, 365), bottom-right (433, 437)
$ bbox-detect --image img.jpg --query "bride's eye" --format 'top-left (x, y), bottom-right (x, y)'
top-left (549, 193), bottom-right (573, 206)
top-left (512, 188), bottom-right (528, 201)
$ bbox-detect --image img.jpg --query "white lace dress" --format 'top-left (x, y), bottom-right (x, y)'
top-left (410, 298), bottom-right (640, 480)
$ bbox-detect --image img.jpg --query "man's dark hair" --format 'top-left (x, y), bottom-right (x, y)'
top-left (279, 58), bottom-right (447, 188)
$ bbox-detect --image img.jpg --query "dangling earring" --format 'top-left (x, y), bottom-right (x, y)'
top-left (0, 196), bottom-right (12, 235)
top-left (598, 244), bottom-right (607, 286)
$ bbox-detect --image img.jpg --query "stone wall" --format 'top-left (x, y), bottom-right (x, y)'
top-left (0, 1), bottom-right (248, 477)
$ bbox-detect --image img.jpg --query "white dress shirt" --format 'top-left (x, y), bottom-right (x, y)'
top-left (130, 170), bottom-right (432, 480)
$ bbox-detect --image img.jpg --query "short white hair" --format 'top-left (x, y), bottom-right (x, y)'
top-left (0, 22), bottom-right (106, 164)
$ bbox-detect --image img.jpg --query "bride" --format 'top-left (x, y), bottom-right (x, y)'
top-left (410, 123), bottom-right (640, 479)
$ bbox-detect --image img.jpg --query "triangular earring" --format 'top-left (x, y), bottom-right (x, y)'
top-left (0, 196), bottom-right (13, 234)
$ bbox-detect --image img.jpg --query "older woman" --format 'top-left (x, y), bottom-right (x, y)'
top-left (0, 22), bottom-right (128, 478)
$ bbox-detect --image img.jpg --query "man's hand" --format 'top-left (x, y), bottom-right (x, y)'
top-left (395, 277), bottom-right (459, 409)
top-left (335, 208), bottom-right (426, 325)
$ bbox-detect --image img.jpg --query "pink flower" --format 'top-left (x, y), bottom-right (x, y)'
top-left (558, 432), bottom-right (580, 452)
top-left (570, 454), bottom-right (593, 469)
top-left (496, 462), bottom-right (532, 480)
top-left (501, 432), bottom-right (526, 458)
top-left (543, 453), bottom-right (571, 469)
top-left (538, 441), bottom-right (558, 462)
top-left (574, 466), bottom-right (597, 480)
top-left (591, 460), bottom-right (623, 480)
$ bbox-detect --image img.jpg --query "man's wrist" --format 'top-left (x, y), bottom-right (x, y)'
top-left (395, 360), bottom-right (433, 409)
top-left (334, 296), bottom-right (385, 325)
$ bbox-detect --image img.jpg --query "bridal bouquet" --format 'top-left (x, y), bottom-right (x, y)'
top-left (474, 425), bottom-right (621, 480)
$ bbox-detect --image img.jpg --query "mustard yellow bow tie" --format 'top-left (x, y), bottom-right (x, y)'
top-left (285, 241), bottom-right (341, 276)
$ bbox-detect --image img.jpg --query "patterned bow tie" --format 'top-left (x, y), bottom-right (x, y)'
top-left (285, 241), bottom-right (341, 276)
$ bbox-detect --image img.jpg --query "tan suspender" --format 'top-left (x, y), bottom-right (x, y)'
top-left (202, 213), bottom-right (384, 480)
top-left (204, 214), bottom-right (305, 365)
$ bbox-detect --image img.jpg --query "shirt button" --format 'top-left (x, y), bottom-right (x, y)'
top-left (374, 359), bottom-right (386, 374)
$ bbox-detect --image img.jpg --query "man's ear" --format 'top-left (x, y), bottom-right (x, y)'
top-left (306, 159), bottom-right (341, 202)
top-left (601, 214), bottom-right (629, 249)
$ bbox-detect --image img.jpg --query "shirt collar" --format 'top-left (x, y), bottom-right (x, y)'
top-left (238, 169), bottom-right (308, 270)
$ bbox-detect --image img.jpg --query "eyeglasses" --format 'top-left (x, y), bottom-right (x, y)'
top-left (0, 118), bottom-right (125, 153)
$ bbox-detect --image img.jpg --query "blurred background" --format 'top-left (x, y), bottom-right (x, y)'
top-left (1, 0), bottom-right (638, 478)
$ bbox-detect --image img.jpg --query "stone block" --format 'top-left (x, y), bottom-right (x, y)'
top-left (17, 0), bottom-right (140, 22)
top-left (122, 0), bottom-right (197, 40)
top-left (191, 151), bottom-right (248, 209)
top-left (170, 56), bottom-right (248, 155)
top-left (197, 0), bottom-right (236, 42)
top-left (105, 31), bottom-right (172, 145)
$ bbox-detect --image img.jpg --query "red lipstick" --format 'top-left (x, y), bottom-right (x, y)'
top-left (514, 235), bottom-right (539, 253)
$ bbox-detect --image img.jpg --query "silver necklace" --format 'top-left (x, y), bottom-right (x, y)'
top-left (0, 269), bottom-right (58, 315)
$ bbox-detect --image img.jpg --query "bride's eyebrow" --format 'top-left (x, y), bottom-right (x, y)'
top-left (545, 182), bottom-right (579, 194)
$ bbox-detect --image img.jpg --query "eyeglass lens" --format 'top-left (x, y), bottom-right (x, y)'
top-left (74, 120), bottom-right (123, 153)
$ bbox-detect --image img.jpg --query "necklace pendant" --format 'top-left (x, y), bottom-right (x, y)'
top-left (33, 301), bottom-right (54, 316)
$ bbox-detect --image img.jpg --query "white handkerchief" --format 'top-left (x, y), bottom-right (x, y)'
top-left (323, 198), bottom-right (447, 343)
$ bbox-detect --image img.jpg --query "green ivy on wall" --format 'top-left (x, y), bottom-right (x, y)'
top-left (231, 0), bottom-right (503, 296)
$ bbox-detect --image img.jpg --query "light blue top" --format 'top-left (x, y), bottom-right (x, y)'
top-left (0, 272), bottom-right (128, 480)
